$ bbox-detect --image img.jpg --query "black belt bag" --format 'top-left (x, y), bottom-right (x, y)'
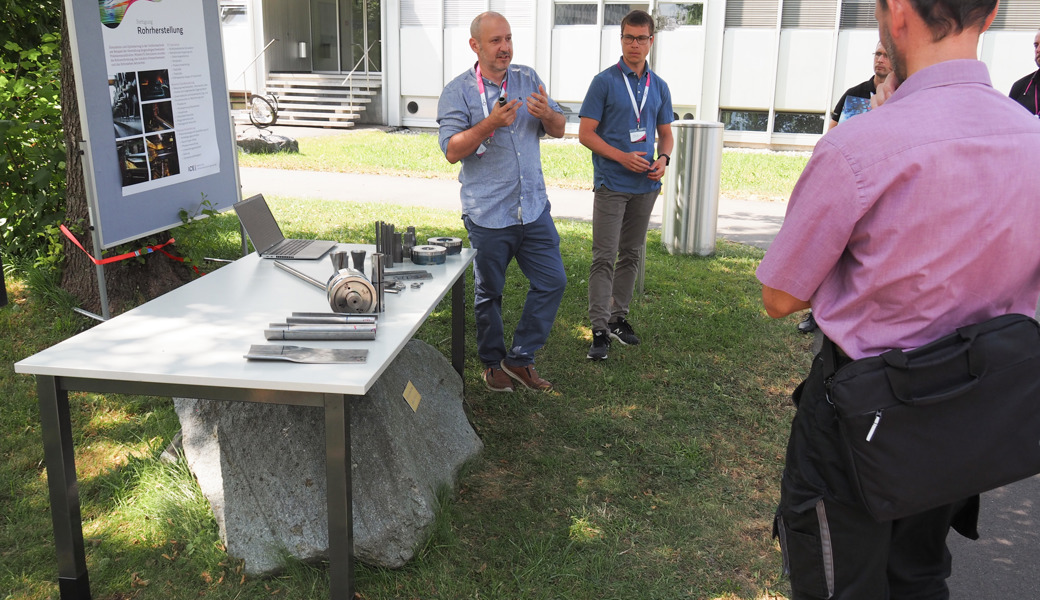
top-left (823, 313), bottom-right (1040, 522)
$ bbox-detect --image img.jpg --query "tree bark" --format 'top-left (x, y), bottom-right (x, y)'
top-left (59, 8), bottom-right (192, 316)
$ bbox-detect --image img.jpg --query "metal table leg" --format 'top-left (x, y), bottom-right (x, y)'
top-left (451, 268), bottom-right (466, 379)
top-left (38, 376), bottom-right (92, 599)
top-left (324, 393), bottom-right (354, 600)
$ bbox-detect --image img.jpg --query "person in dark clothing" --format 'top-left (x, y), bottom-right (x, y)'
top-left (828, 41), bottom-right (892, 130)
top-left (1008, 28), bottom-right (1040, 117)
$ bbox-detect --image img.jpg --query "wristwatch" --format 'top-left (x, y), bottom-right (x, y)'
top-left (658, 153), bottom-right (670, 166)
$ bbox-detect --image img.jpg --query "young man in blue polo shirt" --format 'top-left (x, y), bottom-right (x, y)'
top-left (578, 9), bottom-right (674, 361)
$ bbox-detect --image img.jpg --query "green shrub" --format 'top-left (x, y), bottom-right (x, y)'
top-left (0, 33), bottom-right (66, 263)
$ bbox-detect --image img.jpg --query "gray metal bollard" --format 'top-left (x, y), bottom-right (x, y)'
top-left (661, 120), bottom-right (723, 256)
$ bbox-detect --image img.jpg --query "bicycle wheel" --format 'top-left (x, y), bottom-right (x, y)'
top-left (249, 94), bottom-right (277, 128)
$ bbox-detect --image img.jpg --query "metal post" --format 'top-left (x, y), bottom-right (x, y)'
top-left (38, 376), bottom-right (92, 599)
top-left (1, 253), bottom-right (8, 307)
top-left (79, 140), bottom-right (110, 320)
top-left (451, 268), bottom-right (466, 380)
top-left (324, 393), bottom-right (354, 600)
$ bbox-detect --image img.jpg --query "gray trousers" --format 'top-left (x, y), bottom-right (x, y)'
top-left (588, 185), bottom-right (659, 332)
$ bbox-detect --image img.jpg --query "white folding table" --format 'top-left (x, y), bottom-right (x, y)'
top-left (15, 246), bottom-right (475, 599)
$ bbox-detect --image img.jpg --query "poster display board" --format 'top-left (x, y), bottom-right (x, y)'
top-left (67, 0), bottom-right (239, 248)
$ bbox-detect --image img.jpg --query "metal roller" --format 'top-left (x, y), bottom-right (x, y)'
top-left (326, 268), bottom-right (377, 313)
top-left (411, 244), bottom-right (447, 265)
top-left (427, 236), bottom-right (463, 255)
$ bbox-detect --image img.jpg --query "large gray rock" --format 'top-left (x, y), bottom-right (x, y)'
top-left (173, 339), bottom-right (481, 575)
top-left (236, 133), bottom-right (299, 154)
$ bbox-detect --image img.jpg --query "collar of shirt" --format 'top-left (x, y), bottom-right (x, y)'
top-left (885, 59), bottom-right (991, 106)
top-left (616, 58), bottom-right (648, 79)
top-left (456, 64), bottom-right (553, 229)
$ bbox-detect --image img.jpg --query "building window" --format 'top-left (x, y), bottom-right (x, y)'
top-left (725, 0), bottom-right (779, 28)
top-left (604, 3), bottom-right (649, 26)
top-left (554, 3), bottom-right (597, 26)
top-left (720, 109), bottom-right (768, 132)
top-left (558, 101), bottom-right (583, 124)
top-left (990, 0), bottom-right (1040, 30)
top-left (658, 3), bottom-right (704, 27)
top-left (781, 0), bottom-right (835, 29)
top-left (839, 0), bottom-right (877, 29)
top-left (774, 112), bottom-right (825, 134)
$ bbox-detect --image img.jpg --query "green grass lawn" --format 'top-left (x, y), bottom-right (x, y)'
top-left (236, 129), bottom-right (807, 200)
top-left (2, 199), bottom-right (810, 599)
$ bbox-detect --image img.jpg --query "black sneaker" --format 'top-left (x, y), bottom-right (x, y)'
top-left (797, 311), bottom-right (818, 334)
top-left (608, 317), bottom-right (640, 346)
top-left (587, 330), bottom-right (610, 360)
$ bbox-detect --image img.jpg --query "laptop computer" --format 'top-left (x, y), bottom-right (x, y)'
top-left (233, 194), bottom-right (337, 260)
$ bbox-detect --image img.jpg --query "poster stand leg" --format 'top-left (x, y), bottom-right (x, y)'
top-left (79, 140), bottom-right (112, 320)
top-left (92, 243), bottom-right (111, 321)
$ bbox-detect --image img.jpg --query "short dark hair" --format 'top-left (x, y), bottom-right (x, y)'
top-left (621, 9), bottom-right (655, 36)
top-left (878, 0), bottom-right (997, 40)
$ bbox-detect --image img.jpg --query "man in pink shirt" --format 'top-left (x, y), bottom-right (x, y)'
top-left (757, 0), bottom-right (1040, 597)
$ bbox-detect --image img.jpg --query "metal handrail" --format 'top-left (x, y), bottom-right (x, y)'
top-left (339, 40), bottom-right (380, 86)
top-left (234, 38), bottom-right (278, 90)
top-left (340, 40), bottom-right (380, 114)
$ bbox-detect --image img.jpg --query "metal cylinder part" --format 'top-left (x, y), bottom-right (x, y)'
top-left (393, 232), bottom-right (403, 263)
top-left (330, 249), bottom-right (349, 271)
top-left (350, 249), bottom-right (366, 271)
top-left (371, 252), bottom-right (385, 312)
top-left (411, 244), bottom-right (447, 265)
top-left (326, 268), bottom-right (377, 313)
top-left (265, 323), bottom-right (377, 341)
top-left (427, 236), bottom-right (463, 255)
top-left (381, 222), bottom-right (395, 268)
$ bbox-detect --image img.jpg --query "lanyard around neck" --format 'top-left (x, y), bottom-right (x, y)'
top-left (475, 63), bottom-right (507, 121)
top-left (1026, 71), bottom-right (1040, 116)
top-left (618, 61), bottom-right (650, 126)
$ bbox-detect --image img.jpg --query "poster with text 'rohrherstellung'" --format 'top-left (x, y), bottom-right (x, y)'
top-left (100, 0), bottom-right (220, 195)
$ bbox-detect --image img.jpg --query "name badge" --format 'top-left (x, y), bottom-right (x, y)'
top-left (629, 128), bottom-right (647, 143)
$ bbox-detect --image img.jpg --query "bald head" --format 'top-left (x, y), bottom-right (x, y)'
top-left (469, 11), bottom-right (512, 82)
top-left (471, 11), bottom-right (507, 39)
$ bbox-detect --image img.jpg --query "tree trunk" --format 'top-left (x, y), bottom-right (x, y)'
top-left (59, 8), bottom-right (193, 316)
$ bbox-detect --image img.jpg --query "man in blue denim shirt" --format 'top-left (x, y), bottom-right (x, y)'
top-left (437, 11), bottom-right (567, 393)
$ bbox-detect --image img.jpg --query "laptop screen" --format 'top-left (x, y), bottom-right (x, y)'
top-left (234, 194), bottom-right (284, 253)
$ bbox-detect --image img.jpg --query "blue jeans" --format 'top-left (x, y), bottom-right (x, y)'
top-left (463, 208), bottom-right (567, 368)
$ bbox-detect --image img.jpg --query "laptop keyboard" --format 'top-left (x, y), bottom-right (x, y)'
top-left (274, 239), bottom-right (313, 254)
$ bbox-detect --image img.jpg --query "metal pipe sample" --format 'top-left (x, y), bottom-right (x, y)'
top-left (274, 260), bottom-right (326, 290)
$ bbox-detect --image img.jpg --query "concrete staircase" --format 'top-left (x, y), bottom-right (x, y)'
top-left (260, 72), bottom-right (380, 128)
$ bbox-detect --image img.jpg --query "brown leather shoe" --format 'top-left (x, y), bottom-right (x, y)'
top-left (500, 360), bottom-right (553, 392)
top-left (482, 366), bottom-right (514, 392)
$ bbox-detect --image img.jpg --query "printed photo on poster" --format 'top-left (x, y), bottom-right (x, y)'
top-left (109, 72), bottom-right (143, 138)
top-left (138, 69), bottom-right (172, 101)
top-left (146, 132), bottom-right (179, 180)
top-left (116, 137), bottom-right (148, 186)
top-left (144, 100), bottom-right (174, 133)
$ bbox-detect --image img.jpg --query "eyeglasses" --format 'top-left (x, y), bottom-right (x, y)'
top-left (621, 34), bottom-right (652, 46)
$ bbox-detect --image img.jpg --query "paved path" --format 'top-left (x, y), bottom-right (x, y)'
top-left (239, 167), bottom-right (788, 250)
top-left (238, 163), bottom-right (1037, 599)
